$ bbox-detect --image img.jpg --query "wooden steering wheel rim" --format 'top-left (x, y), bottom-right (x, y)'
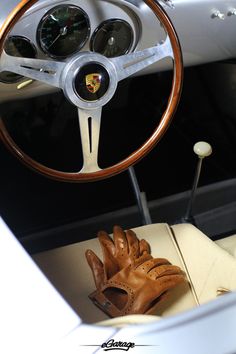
top-left (0, 0), bottom-right (183, 182)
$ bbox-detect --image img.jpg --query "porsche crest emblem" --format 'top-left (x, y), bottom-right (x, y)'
top-left (85, 73), bottom-right (102, 94)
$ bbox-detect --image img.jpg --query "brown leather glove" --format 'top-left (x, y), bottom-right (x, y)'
top-left (88, 256), bottom-right (186, 317)
top-left (86, 225), bottom-right (151, 288)
top-left (86, 226), bottom-right (186, 317)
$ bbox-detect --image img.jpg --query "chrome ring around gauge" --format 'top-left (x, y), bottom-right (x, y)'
top-left (37, 5), bottom-right (90, 58)
top-left (0, 35), bottom-right (36, 83)
top-left (90, 19), bottom-right (134, 58)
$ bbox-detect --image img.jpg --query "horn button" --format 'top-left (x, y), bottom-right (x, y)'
top-left (74, 63), bottom-right (110, 101)
top-left (62, 53), bottom-right (118, 109)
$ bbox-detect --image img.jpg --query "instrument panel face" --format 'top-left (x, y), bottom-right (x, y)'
top-left (37, 4), bottom-right (90, 58)
top-left (90, 19), bottom-right (134, 58)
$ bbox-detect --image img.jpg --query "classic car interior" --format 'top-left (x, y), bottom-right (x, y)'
top-left (1, 0), bottom-right (236, 352)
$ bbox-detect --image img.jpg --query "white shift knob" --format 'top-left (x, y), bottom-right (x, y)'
top-left (193, 141), bottom-right (212, 158)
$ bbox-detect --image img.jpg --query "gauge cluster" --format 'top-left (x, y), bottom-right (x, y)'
top-left (0, 0), bottom-right (167, 103)
top-left (2, 0), bottom-right (236, 103)
top-left (0, 0), bottom-right (143, 84)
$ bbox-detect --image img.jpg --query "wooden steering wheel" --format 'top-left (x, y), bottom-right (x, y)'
top-left (0, 0), bottom-right (183, 182)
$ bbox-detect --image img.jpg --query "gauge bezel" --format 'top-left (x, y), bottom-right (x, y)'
top-left (36, 4), bottom-right (90, 59)
top-left (0, 35), bottom-right (37, 84)
top-left (90, 18), bottom-right (134, 58)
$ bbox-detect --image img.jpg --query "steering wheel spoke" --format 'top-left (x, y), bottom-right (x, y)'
top-left (78, 108), bottom-right (102, 173)
top-left (0, 51), bottom-right (65, 88)
top-left (111, 36), bottom-right (173, 82)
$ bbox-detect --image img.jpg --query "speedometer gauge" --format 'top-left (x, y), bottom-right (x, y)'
top-left (91, 19), bottom-right (134, 58)
top-left (37, 5), bottom-right (90, 58)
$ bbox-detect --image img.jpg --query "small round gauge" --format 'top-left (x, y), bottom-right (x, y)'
top-left (0, 36), bottom-right (37, 84)
top-left (37, 5), bottom-right (90, 58)
top-left (4, 36), bottom-right (37, 58)
top-left (90, 19), bottom-right (134, 58)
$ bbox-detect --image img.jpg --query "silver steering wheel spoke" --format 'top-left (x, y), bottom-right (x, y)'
top-left (0, 51), bottom-right (66, 88)
top-left (111, 36), bottom-right (173, 82)
top-left (78, 107), bottom-right (102, 173)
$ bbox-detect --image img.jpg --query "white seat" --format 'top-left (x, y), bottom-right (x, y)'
top-left (33, 223), bottom-right (236, 324)
top-left (216, 234), bottom-right (236, 257)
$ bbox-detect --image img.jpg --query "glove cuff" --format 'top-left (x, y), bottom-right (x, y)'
top-left (89, 279), bottom-right (135, 318)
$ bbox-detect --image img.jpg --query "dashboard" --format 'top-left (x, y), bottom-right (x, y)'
top-left (2, 1), bottom-right (142, 66)
top-left (1, 0), bottom-right (236, 102)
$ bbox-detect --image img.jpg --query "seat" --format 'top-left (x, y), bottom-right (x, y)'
top-left (33, 223), bottom-right (236, 324)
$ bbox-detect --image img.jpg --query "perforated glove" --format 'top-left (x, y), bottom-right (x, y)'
top-left (87, 255), bottom-right (186, 317)
top-left (86, 225), bottom-right (151, 288)
top-left (86, 226), bottom-right (186, 317)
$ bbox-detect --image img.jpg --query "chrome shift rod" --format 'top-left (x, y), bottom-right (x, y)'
top-left (128, 166), bottom-right (152, 225)
top-left (183, 141), bottom-right (212, 224)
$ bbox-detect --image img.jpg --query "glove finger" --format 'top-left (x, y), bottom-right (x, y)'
top-left (126, 229), bottom-right (139, 257)
top-left (139, 239), bottom-right (151, 255)
top-left (133, 253), bottom-right (153, 268)
top-left (85, 249), bottom-right (105, 289)
top-left (135, 257), bottom-right (171, 273)
top-left (149, 264), bottom-right (184, 279)
top-left (98, 230), bottom-right (115, 256)
top-left (154, 274), bottom-right (186, 294)
top-left (98, 231), bottom-right (118, 279)
top-left (113, 225), bottom-right (128, 256)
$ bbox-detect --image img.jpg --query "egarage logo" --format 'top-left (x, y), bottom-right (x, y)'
top-left (79, 338), bottom-right (158, 351)
top-left (101, 339), bottom-right (135, 351)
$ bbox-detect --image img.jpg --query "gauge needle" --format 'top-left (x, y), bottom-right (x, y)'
top-left (50, 14), bottom-right (59, 22)
top-left (47, 26), bottom-right (68, 49)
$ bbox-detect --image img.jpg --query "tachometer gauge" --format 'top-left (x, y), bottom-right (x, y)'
top-left (90, 19), bottom-right (134, 58)
top-left (37, 5), bottom-right (90, 58)
top-left (0, 36), bottom-right (36, 83)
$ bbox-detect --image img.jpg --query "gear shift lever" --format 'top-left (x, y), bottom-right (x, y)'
top-left (183, 141), bottom-right (212, 224)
